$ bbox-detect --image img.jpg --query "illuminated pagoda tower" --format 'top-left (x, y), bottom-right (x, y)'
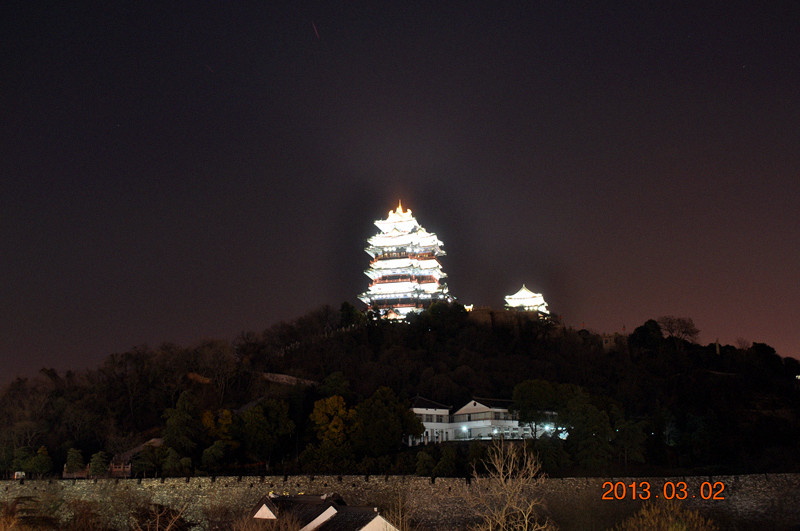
top-left (359, 201), bottom-right (453, 319)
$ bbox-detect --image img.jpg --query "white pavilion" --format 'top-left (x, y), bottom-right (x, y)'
top-left (504, 285), bottom-right (549, 314)
top-left (358, 201), bottom-right (453, 319)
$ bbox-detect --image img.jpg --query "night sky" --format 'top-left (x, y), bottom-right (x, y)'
top-left (3, 2), bottom-right (800, 382)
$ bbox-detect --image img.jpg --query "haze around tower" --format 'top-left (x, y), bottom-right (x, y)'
top-left (2, 2), bottom-right (800, 381)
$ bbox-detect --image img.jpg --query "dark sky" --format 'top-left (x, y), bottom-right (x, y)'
top-left (3, 1), bottom-right (800, 381)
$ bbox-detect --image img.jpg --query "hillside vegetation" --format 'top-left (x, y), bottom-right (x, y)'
top-left (2, 302), bottom-right (798, 478)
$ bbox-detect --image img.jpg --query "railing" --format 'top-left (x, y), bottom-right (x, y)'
top-left (452, 411), bottom-right (518, 423)
top-left (371, 277), bottom-right (414, 284)
top-left (371, 276), bottom-right (438, 285)
top-left (370, 252), bottom-right (437, 263)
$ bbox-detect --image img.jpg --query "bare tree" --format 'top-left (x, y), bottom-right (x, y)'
top-left (613, 499), bottom-right (717, 530)
top-left (735, 337), bottom-right (752, 351)
top-left (1, 497), bottom-right (23, 530)
top-left (657, 316), bottom-right (699, 346)
top-left (132, 503), bottom-right (191, 530)
top-left (384, 487), bottom-right (419, 531)
top-left (468, 440), bottom-right (555, 531)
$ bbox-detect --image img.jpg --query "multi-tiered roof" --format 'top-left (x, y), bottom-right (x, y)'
top-left (504, 284), bottom-right (549, 314)
top-left (359, 201), bottom-right (452, 318)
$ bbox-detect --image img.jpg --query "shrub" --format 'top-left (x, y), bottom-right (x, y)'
top-left (613, 499), bottom-right (717, 530)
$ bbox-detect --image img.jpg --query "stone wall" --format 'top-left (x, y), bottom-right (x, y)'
top-left (2, 473), bottom-right (799, 529)
top-left (540, 474), bottom-right (800, 530)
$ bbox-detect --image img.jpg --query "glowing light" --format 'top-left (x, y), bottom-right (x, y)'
top-left (391, 199), bottom-right (406, 215)
top-left (505, 284), bottom-right (549, 314)
top-left (360, 202), bottom-right (453, 318)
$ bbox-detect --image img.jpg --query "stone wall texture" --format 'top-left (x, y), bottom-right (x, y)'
top-left (2, 473), bottom-right (799, 529)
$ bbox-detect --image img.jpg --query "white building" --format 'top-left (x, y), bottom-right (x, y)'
top-left (359, 201), bottom-right (453, 319)
top-left (410, 397), bottom-right (560, 444)
top-left (452, 398), bottom-right (531, 440)
top-left (410, 396), bottom-right (454, 444)
top-left (504, 285), bottom-right (549, 314)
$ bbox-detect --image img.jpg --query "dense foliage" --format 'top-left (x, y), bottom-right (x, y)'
top-left (1, 302), bottom-right (798, 478)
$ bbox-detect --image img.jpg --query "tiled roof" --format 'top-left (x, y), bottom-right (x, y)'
top-left (251, 494), bottom-right (397, 530)
top-left (316, 506), bottom-right (384, 530)
top-left (251, 493), bottom-right (344, 525)
top-left (411, 395), bottom-right (451, 410)
top-left (470, 397), bottom-right (514, 410)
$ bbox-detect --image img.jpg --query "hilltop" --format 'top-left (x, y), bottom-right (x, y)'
top-left (2, 302), bottom-right (798, 479)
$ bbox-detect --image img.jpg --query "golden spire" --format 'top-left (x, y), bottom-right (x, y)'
top-left (390, 200), bottom-right (405, 216)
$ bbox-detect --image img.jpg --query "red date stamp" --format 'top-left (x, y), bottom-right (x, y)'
top-left (602, 481), bottom-right (725, 500)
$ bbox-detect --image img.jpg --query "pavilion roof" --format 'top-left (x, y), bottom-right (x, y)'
top-left (505, 284), bottom-right (539, 301)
